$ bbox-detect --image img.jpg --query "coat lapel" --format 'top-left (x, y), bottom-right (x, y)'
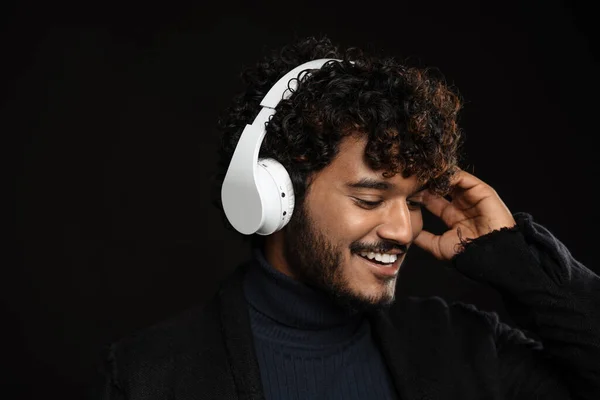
top-left (369, 297), bottom-right (455, 400)
top-left (218, 262), bottom-right (266, 400)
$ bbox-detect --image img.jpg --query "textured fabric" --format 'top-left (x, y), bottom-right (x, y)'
top-left (89, 213), bottom-right (600, 399)
top-left (243, 248), bottom-right (398, 399)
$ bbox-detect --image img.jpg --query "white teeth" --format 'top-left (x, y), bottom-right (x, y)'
top-left (359, 252), bottom-right (398, 264)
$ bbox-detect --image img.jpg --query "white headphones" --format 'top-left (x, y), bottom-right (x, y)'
top-left (221, 58), bottom-right (341, 235)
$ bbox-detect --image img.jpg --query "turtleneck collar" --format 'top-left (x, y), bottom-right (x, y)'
top-left (242, 247), bottom-right (366, 346)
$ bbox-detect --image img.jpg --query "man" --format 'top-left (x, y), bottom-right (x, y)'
top-left (92, 36), bottom-right (600, 399)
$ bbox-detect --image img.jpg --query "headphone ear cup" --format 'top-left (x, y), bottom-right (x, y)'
top-left (255, 158), bottom-right (295, 235)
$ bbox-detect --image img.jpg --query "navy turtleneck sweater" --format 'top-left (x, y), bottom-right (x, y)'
top-left (242, 248), bottom-right (399, 400)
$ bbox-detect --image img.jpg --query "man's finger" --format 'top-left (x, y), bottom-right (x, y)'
top-left (422, 192), bottom-right (461, 225)
top-left (447, 169), bottom-right (496, 207)
top-left (413, 230), bottom-right (443, 260)
top-left (450, 168), bottom-right (487, 190)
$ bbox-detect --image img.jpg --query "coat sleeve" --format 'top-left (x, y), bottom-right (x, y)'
top-left (87, 344), bottom-right (127, 400)
top-left (451, 212), bottom-right (600, 399)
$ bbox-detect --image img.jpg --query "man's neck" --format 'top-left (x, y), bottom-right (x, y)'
top-left (263, 231), bottom-right (298, 279)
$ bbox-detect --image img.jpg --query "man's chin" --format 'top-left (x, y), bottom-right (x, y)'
top-left (326, 287), bottom-right (396, 314)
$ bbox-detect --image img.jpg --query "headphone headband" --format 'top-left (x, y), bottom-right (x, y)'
top-left (260, 58), bottom-right (339, 109)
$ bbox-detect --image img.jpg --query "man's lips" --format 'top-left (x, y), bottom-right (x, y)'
top-left (354, 253), bottom-right (403, 277)
top-left (355, 248), bottom-right (406, 256)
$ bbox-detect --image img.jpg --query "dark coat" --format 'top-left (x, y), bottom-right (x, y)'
top-left (91, 214), bottom-right (600, 399)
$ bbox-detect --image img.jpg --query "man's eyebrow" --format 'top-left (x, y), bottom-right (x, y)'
top-left (412, 182), bottom-right (429, 194)
top-left (346, 178), bottom-right (430, 194)
top-left (346, 178), bottom-right (392, 191)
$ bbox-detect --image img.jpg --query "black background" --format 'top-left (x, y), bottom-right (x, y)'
top-left (6, 0), bottom-right (599, 398)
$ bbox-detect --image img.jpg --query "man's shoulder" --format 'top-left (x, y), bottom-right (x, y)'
top-left (109, 296), bottom-right (222, 367)
top-left (108, 265), bottom-right (249, 371)
top-left (90, 266), bottom-right (252, 398)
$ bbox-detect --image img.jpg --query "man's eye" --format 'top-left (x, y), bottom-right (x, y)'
top-left (407, 200), bottom-right (423, 210)
top-left (355, 199), bottom-right (382, 208)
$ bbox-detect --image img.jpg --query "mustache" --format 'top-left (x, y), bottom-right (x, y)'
top-left (350, 241), bottom-right (407, 254)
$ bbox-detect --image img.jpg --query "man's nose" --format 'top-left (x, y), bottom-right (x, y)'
top-left (375, 201), bottom-right (414, 245)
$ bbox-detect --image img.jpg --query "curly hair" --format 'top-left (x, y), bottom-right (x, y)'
top-left (211, 35), bottom-right (464, 238)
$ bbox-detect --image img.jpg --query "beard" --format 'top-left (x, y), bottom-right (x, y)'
top-left (281, 200), bottom-right (398, 314)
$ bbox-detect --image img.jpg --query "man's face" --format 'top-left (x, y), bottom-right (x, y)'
top-left (275, 134), bottom-right (426, 312)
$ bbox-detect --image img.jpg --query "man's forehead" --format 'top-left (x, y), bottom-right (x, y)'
top-left (344, 174), bottom-right (428, 193)
top-left (324, 134), bottom-right (427, 189)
